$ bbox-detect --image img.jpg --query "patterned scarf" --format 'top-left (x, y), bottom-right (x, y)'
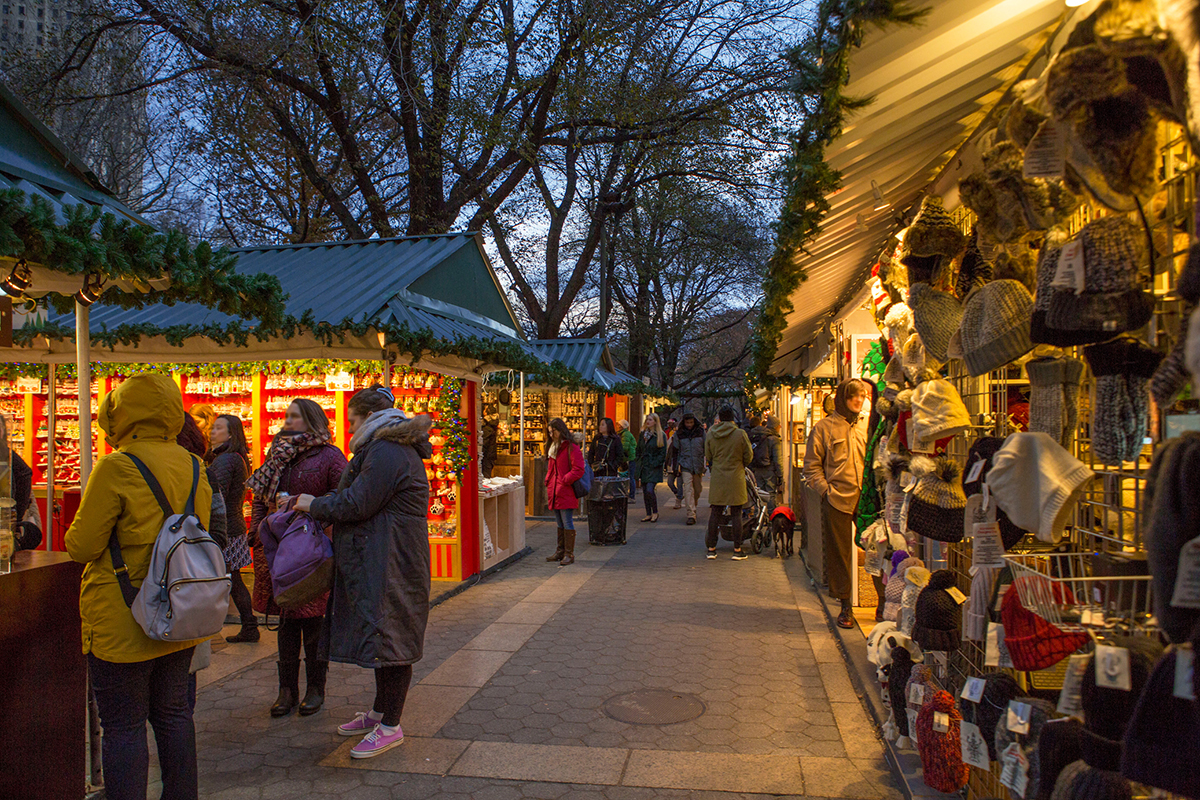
top-left (246, 430), bottom-right (331, 498)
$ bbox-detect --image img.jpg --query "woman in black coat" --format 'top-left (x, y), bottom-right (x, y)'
top-left (588, 417), bottom-right (628, 477)
top-left (296, 384), bottom-right (431, 760)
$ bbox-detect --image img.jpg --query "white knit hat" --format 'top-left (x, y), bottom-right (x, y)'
top-left (911, 379), bottom-right (972, 442)
top-left (987, 432), bottom-right (1094, 543)
top-left (899, 566), bottom-right (931, 636)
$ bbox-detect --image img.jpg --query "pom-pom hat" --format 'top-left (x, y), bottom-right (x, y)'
top-left (912, 569), bottom-right (962, 652)
top-left (907, 456), bottom-right (967, 543)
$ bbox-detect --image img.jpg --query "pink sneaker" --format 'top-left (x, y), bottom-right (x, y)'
top-left (350, 723), bottom-right (405, 759)
top-left (338, 712), bottom-right (378, 737)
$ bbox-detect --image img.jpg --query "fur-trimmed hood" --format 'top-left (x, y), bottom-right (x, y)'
top-left (353, 410), bottom-right (434, 458)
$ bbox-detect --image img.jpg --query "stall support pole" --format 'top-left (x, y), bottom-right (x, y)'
top-left (518, 373), bottom-right (525, 483)
top-left (76, 302), bottom-right (92, 488)
top-left (46, 365), bottom-right (55, 549)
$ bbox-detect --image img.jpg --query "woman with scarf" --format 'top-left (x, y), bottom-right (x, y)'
top-left (544, 417), bottom-right (586, 565)
top-left (636, 413), bottom-right (666, 523)
top-left (248, 398), bottom-right (347, 717)
top-left (295, 385), bottom-right (432, 759)
top-left (802, 379), bottom-right (868, 629)
top-left (588, 417), bottom-right (628, 478)
top-left (206, 414), bottom-right (256, 643)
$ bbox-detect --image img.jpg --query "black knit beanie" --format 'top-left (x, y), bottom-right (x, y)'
top-left (1120, 641), bottom-right (1200, 800)
top-left (1051, 760), bottom-right (1132, 800)
top-left (912, 570), bottom-right (961, 652)
top-left (888, 646), bottom-right (916, 739)
top-left (962, 436), bottom-right (1027, 549)
top-left (962, 672), bottom-right (1027, 762)
top-left (1080, 635), bottom-right (1164, 767)
top-left (1143, 432), bottom-right (1200, 644)
top-left (994, 698), bottom-right (1056, 800)
top-left (1036, 718), bottom-right (1084, 800)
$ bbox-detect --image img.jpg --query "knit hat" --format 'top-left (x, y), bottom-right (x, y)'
top-left (1080, 635), bottom-right (1164, 769)
top-left (1142, 432), bottom-right (1200, 644)
top-left (911, 379), bottom-right (971, 443)
top-left (1151, 311), bottom-right (1192, 409)
top-left (958, 139), bottom-right (1078, 247)
top-left (959, 671), bottom-right (1027, 763)
top-left (1000, 578), bottom-right (1089, 671)
top-left (883, 551), bottom-right (916, 622)
top-left (916, 690), bottom-right (970, 794)
top-left (1051, 760), bottom-right (1132, 800)
top-left (887, 645), bottom-right (917, 743)
top-left (958, 280), bottom-right (1035, 376)
top-left (965, 565), bottom-right (1000, 642)
top-left (909, 283), bottom-right (963, 364)
top-left (882, 353), bottom-right (905, 390)
top-left (906, 456), bottom-right (967, 543)
top-left (1186, 304), bottom-right (1200, 396)
top-left (885, 302), bottom-right (915, 352)
top-left (1084, 337), bottom-right (1163, 466)
top-left (988, 432), bottom-right (1094, 544)
top-left (1119, 646), bottom-right (1200, 800)
top-left (956, 229), bottom-right (993, 300)
top-left (962, 437), bottom-right (1027, 550)
top-left (1037, 718), bottom-right (1084, 800)
top-left (901, 195), bottom-right (967, 275)
top-left (884, 456), bottom-right (910, 539)
top-left (905, 664), bottom-right (938, 747)
top-left (901, 333), bottom-right (941, 385)
top-left (912, 569), bottom-right (962, 652)
top-left (899, 565), bottom-right (931, 637)
top-left (994, 698), bottom-right (1056, 800)
top-left (1026, 356), bottom-right (1086, 449)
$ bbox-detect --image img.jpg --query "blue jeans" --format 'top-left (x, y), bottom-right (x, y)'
top-left (89, 646), bottom-right (198, 800)
top-left (628, 460), bottom-right (638, 495)
top-left (555, 508), bottom-right (574, 530)
top-left (667, 471), bottom-right (682, 500)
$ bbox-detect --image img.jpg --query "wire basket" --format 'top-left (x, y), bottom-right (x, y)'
top-left (1003, 551), bottom-right (1156, 635)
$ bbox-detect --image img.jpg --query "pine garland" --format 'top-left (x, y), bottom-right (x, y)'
top-left (747, 1), bottom-right (928, 392)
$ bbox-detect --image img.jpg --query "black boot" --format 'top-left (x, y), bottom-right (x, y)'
top-left (299, 660), bottom-right (327, 716)
top-left (547, 528), bottom-right (566, 561)
top-left (271, 661), bottom-right (300, 717)
top-left (226, 623), bottom-right (260, 643)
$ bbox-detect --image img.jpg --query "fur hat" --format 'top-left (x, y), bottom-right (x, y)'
top-left (907, 456), bottom-right (967, 543)
top-left (911, 379), bottom-right (972, 443)
top-left (1005, 95), bottom-right (1049, 147)
top-left (1083, 337), bottom-right (1163, 465)
top-left (962, 436), bottom-right (1029, 550)
top-left (1142, 432), bottom-right (1200, 644)
top-left (909, 283), bottom-right (963, 364)
top-left (912, 569), bottom-right (962, 652)
top-left (1047, 46), bottom-right (1129, 119)
top-left (1120, 645), bottom-right (1200, 799)
top-left (958, 280), bottom-right (1035, 376)
top-left (988, 432), bottom-right (1094, 544)
top-left (994, 698), bottom-right (1057, 800)
top-left (901, 195), bottom-right (967, 273)
top-left (959, 140), bottom-right (1080, 246)
top-left (1000, 578), bottom-right (1089, 671)
top-left (916, 690), bottom-right (969, 794)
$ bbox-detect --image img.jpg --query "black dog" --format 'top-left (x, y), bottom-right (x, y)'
top-left (771, 513), bottom-right (795, 558)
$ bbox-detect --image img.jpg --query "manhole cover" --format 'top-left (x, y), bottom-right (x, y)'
top-left (603, 690), bottom-right (706, 725)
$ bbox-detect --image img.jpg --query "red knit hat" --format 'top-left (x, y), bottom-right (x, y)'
top-left (1000, 578), bottom-right (1089, 671)
top-left (916, 690), bottom-right (969, 794)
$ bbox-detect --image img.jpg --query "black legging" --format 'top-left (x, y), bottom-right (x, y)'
top-left (229, 570), bottom-right (255, 626)
top-left (277, 616), bottom-right (323, 666)
top-left (373, 665), bottom-right (414, 727)
top-left (643, 482), bottom-right (659, 516)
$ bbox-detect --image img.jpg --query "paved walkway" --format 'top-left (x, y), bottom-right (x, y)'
top-left (188, 485), bottom-right (901, 800)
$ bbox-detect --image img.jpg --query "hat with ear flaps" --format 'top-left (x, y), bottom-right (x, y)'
top-left (901, 196), bottom-right (967, 284)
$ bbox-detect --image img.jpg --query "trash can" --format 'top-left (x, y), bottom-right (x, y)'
top-left (588, 477), bottom-right (629, 546)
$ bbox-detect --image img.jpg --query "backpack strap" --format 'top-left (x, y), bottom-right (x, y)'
top-left (124, 453), bottom-right (176, 519)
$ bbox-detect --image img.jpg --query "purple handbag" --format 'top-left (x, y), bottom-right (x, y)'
top-left (258, 509), bottom-right (334, 611)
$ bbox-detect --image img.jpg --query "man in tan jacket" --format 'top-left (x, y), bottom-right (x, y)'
top-left (803, 379), bottom-right (867, 629)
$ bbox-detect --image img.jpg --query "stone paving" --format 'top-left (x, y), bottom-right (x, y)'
top-left (183, 485), bottom-right (902, 800)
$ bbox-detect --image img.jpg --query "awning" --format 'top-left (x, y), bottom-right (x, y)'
top-left (771, 0), bottom-right (1068, 377)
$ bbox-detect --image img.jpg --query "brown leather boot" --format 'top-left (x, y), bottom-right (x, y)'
top-left (547, 528), bottom-right (566, 561)
top-left (559, 529), bottom-right (575, 566)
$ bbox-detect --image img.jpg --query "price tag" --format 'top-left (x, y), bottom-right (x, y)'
top-left (960, 721), bottom-right (990, 768)
top-left (900, 493), bottom-right (912, 537)
top-left (972, 523), bottom-right (1006, 569)
top-left (1007, 701), bottom-right (1032, 734)
top-left (1052, 239), bottom-right (1086, 295)
top-left (965, 458), bottom-right (986, 484)
top-left (986, 623), bottom-right (1014, 668)
top-left (947, 586), bottom-right (968, 605)
top-left (1176, 649), bottom-right (1196, 701)
top-left (994, 584), bottom-right (1011, 614)
top-left (909, 682), bottom-right (926, 706)
top-left (1057, 654), bottom-right (1092, 717)
top-left (1171, 535), bottom-right (1200, 609)
top-left (1000, 742), bottom-right (1030, 797)
top-left (1023, 118), bottom-right (1065, 180)
top-left (961, 677), bottom-right (986, 703)
top-left (1095, 644), bottom-right (1132, 692)
top-left (933, 711), bottom-right (951, 733)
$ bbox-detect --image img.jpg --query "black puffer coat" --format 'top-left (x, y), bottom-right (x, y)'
top-left (309, 414), bottom-right (433, 668)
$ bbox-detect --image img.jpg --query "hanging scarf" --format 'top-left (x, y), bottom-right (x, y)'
top-left (246, 430), bottom-right (331, 498)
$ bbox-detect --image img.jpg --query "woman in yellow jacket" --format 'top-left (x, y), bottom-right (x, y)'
top-left (66, 374), bottom-right (212, 800)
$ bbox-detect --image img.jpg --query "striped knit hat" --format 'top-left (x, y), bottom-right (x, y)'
top-left (907, 456), bottom-right (967, 543)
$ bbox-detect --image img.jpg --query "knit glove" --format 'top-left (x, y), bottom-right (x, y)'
top-left (1026, 357), bottom-right (1074, 445)
top-left (1062, 356), bottom-right (1085, 449)
top-left (1083, 338), bottom-right (1163, 466)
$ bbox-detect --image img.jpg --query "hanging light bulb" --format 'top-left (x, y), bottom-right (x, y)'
top-left (871, 180), bottom-right (889, 211)
top-left (1, 259), bottom-right (31, 298)
top-left (73, 273), bottom-right (106, 307)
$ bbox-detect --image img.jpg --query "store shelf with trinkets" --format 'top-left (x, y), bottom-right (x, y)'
top-left (550, 390), bottom-right (600, 442)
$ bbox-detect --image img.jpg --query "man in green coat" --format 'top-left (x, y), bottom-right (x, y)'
top-left (703, 406), bottom-right (753, 560)
top-left (619, 420), bottom-right (638, 498)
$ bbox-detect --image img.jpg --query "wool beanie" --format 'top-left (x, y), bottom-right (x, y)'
top-left (1031, 237), bottom-right (1095, 347)
top-left (911, 379), bottom-right (972, 443)
top-left (909, 283), bottom-right (963, 364)
top-left (899, 565), bottom-right (931, 636)
top-left (1120, 646), bottom-right (1200, 800)
top-left (912, 569), bottom-right (962, 652)
top-left (1026, 356), bottom-right (1086, 449)
top-left (1051, 759), bottom-right (1132, 800)
top-left (959, 671), bottom-right (1027, 763)
top-left (1000, 578), bottom-right (1089, 671)
top-left (1084, 337), bottom-right (1163, 466)
top-left (884, 456), bottom-right (910, 539)
top-left (965, 565), bottom-right (1000, 642)
top-left (1037, 718), bottom-right (1084, 800)
top-left (994, 698), bottom-right (1056, 800)
top-left (1143, 433), bottom-right (1200, 643)
top-left (906, 456), bottom-right (967, 543)
top-left (905, 664), bottom-right (938, 747)
top-left (884, 552), bottom-right (917, 622)
top-left (916, 690), bottom-right (970, 794)
top-left (1080, 635), bottom-right (1164, 769)
top-left (901, 195), bottom-right (967, 278)
top-left (961, 437), bottom-right (1027, 549)
top-left (1185, 304), bottom-right (1200, 397)
top-left (988, 432), bottom-right (1094, 544)
top-left (887, 645), bottom-right (917, 742)
top-left (959, 280), bottom-right (1035, 376)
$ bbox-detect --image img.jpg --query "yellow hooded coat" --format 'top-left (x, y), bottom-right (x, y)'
top-left (65, 373), bottom-right (212, 663)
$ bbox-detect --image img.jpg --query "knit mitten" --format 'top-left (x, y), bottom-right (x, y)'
top-left (1027, 357), bottom-right (1069, 444)
top-left (1084, 339), bottom-right (1164, 466)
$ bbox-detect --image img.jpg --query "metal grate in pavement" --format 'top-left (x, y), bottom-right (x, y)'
top-left (602, 690), bottom-right (706, 725)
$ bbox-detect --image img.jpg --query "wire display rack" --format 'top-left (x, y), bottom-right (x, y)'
top-left (1003, 551), bottom-right (1157, 635)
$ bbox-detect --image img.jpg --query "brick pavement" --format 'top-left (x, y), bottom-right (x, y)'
top-left (182, 487), bottom-right (902, 800)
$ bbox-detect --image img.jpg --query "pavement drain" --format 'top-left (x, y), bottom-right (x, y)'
top-left (602, 690), bottom-right (706, 725)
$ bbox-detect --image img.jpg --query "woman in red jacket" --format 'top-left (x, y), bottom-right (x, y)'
top-left (544, 417), bottom-right (585, 566)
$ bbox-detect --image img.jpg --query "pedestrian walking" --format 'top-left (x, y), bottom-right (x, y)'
top-left (294, 385), bottom-right (432, 759)
top-left (65, 373), bottom-right (213, 800)
top-left (748, 414), bottom-right (784, 501)
top-left (675, 412), bottom-right (706, 525)
top-left (619, 419), bottom-right (637, 497)
top-left (637, 413), bottom-right (666, 523)
top-left (588, 417), bottom-right (628, 477)
top-left (544, 417), bottom-right (586, 565)
top-left (803, 378), bottom-right (867, 629)
top-left (664, 418), bottom-right (683, 509)
top-left (206, 414), bottom-right (256, 644)
top-left (481, 406), bottom-right (499, 479)
top-left (704, 406), bottom-right (753, 560)
top-left (247, 398), bottom-right (347, 717)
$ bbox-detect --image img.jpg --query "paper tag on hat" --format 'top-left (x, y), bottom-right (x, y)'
top-left (1057, 654), bottom-right (1092, 717)
top-left (965, 458), bottom-right (986, 484)
top-left (1000, 742), bottom-right (1030, 797)
top-left (972, 522), bottom-right (1006, 569)
top-left (909, 682), bottom-right (926, 706)
top-left (933, 711), bottom-right (951, 733)
top-left (986, 622), bottom-right (1014, 668)
top-left (961, 677), bottom-right (986, 703)
top-left (1052, 239), bottom-right (1086, 296)
top-left (1023, 118), bottom-right (1065, 180)
top-left (1006, 701), bottom-right (1032, 734)
top-left (947, 586), bottom-right (968, 605)
top-left (960, 721), bottom-right (991, 769)
top-left (1170, 535), bottom-right (1200, 609)
top-left (1176, 648), bottom-right (1196, 701)
top-left (900, 493), bottom-right (912, 537)
top-left (1095, 644), bottom-right (1132, 691)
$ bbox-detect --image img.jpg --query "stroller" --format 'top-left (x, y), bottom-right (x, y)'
top-left (715, 468), bottom-right (773, 554)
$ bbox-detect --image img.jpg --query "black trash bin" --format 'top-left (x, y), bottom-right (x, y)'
top-left (588, 477), bottom-right (629, 545)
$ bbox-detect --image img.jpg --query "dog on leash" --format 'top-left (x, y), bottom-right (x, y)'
top-left (769, 506), bottom-right (795, 558)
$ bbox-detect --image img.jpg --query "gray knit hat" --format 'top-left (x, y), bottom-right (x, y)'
top-left (958, 280), bottom-right (1035, 376)
top-left (909, 283), bottom-right (962, 363)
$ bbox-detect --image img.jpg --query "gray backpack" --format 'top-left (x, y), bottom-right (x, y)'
top-left (110, 454), bottom-right (231, 642)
